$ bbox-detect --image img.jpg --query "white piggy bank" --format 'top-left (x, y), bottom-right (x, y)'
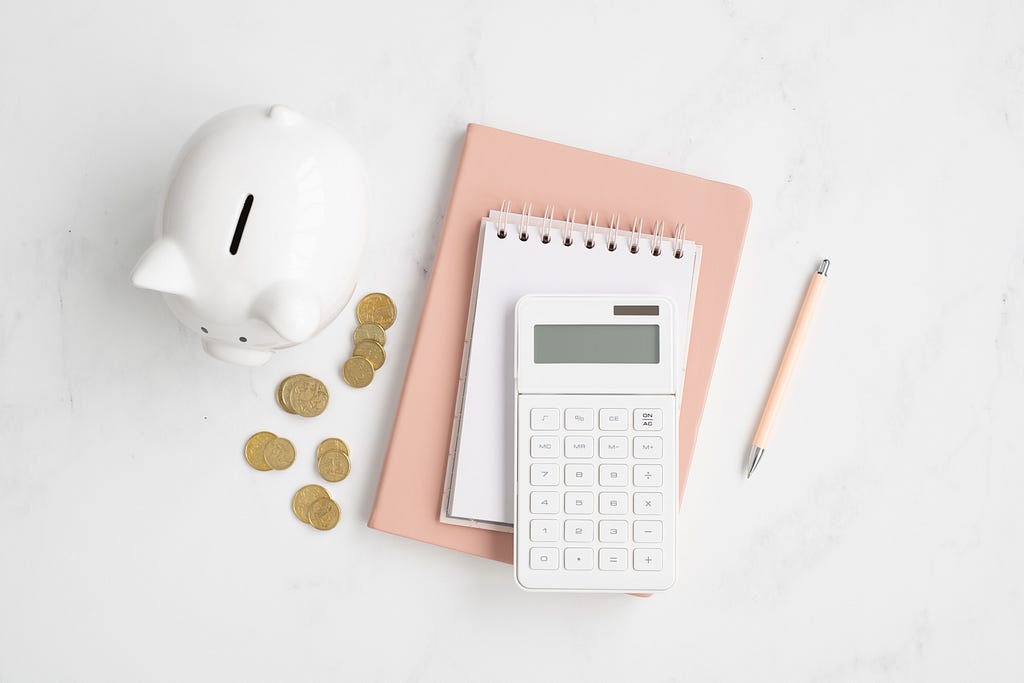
top-left (131, 105), bottom-right (368, 366)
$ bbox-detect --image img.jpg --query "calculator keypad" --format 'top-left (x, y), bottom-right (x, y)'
top-left (516, 394), bottom-right (676, 592)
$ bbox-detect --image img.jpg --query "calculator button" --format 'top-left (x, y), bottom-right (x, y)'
top-left (598, 409), bottom-right (628, 431)
top-left (598, 436), bottom-right (627, 459)
top-left (599, 464), bottom-right (627, 487)
top-left (563, 520), bottom-right (594, 542)
top-left (564, 548), bottom-right (594, 570)
top-left (633, 464), bottom-right (663, 487)
top-left (634, 492), bottom-right (663, 514)
top-left (633, 408), bottom-right (662, 430)
top-left (530, 463), bottom-right (559, 486)
top-left (530, 547), bottom-right (559, 570)
top-left (564, 436), bottom-right (594, 459)
top-left (598, 492), bottom-right (627, 515)
top-left (633, 548), bottom-right (663, 571)
top-left (531, 408), bottom-right (560, 430)
top-left (599, 520), bottom-right (628, 542)
top-left (564, 491), bottom-right (594, 514)
top-left (599, 548), bottom-right (628, 571)
top-left (530, 491), bottom-right (559, 514)
top-left (633, 436), bottom-right (663, 459)
top-left (530, 436), bottom-right (559, 458)
top-left (633, 520), bottom-right (663, 543)
top-left (564, 464), bottom-right (594, 486)
top-left (530, 520), bottom-right (559, 542)
top-left (564, 408), bottom-right (594, 430)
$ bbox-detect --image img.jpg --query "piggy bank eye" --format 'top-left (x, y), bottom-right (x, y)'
top-left (201, 327), bottom-right (208, 334)
top-left (239, 336), bottom-right (247, 343)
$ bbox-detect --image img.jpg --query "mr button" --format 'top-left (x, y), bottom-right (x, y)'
top-left (633, 408), bottom-right (663, 430)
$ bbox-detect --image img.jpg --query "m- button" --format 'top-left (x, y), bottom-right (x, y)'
top-left (633, 408), bottom-right (662, 430)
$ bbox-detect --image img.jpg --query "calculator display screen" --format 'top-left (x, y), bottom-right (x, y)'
top-left (533, 325), bottom-right (659, 364)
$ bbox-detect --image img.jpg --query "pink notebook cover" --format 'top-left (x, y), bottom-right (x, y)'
top-left (369, 125), bottom-right (751, 562)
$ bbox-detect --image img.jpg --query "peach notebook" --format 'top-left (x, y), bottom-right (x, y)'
top-left (369, 125), bottom-right (752, 562)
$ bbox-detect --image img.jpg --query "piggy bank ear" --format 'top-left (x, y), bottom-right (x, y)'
top-left (251, 281), bottom-right (321, 343)
top-left (131, 240), bottom-right (195, 297)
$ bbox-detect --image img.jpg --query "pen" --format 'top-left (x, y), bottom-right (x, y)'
top-left (747, 259), bottom-right (829, 478)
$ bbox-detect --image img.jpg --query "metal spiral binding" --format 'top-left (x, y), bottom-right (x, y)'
top-left (628, 217), bottom-right (643, 254)
top-left (497, 199), bottom-right (511, 238)
top-left (607, 214), bottom-right (620, 251)
top-left (540, 206), bottom-right (555, 243)
top-left (562, 208), bottom-right (576, 246)
top-left (651, 220), bottom-right (665, 256)
top-left (584, 211), bottom-right (599, 249)
top-left (495, 201), bottom-right (689, 258)
top-left (672, 223), bottom-right (687, 259)
top-left (518, 202), bottom-right (532, 241)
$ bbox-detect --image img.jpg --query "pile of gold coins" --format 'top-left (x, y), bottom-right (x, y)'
top-left (244, 431), bottom-right (296, 471)
top-left (276, 374), bottom-right (329, 417)
top-left (241, 292), bottom-right (398, 532)
top-left (291, 484), bottom-right (341, 531)
top-left (316, 437), bottom-right (351, 483)
top-left (342, 293), bottom-right (397, 388)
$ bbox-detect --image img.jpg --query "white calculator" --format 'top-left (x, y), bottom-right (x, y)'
top-left (513, 295), bottom-right (678, 592)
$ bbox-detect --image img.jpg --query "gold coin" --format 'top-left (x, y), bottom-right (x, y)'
top-left (316, 438), bottom-right (349, 460)
top-left (318, 450), bottom-right (351, 483)
top-left (356, 293), bottom-right (397, 330)
top-left (306, 497), bottom-right (341, 530)
top-left (352, 340), bottom-right (386, 370)
top-left (291, 484), bottom-right (330, 524)
top-left (276, 378), bottom-right (292, 412)
top-left (262, 437), bottom-right (296, 470)
top-left (286, 376), bottom-right (329, 417)
top-left (342, 356), bottom-right (374, 388)
top-left (244, 431), bottom-right (277, 471)
top-left (277, 374), bottom-right (309, 413)
top-left (353, 323), bottom-right (386, 346)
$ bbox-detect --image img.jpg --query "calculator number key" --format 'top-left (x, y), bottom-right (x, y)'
top-left (563, 520), bottom-right (594, 542)
top-left (599, 548), bottom-right (628, 571)
top-left (564, 408), bottom-right (594, 430)
top-left (530, 408), bottom-right (560, 430)
top-left (598, 492), bottom-right (627, 515)
top-left (564, 436), bottom-right (594, 459)
top-left (564, 491), bottom-right (594, 514)
top-left (598, 409), bottom-right (627, 431)
top-left (530, 491), bottom-right (559, 514)
top-left (530, 436), bottom-right (558, 458)
top-left (530, 548), bottom-right (559, 570)
top-left (599, 464), bottom-right (627, 487)
top-left (633, 436), bottom-right (663, 459)
top-left (633, 548), bottom-right (664, 571)
top-left (564, 464), bottom-right (594, 486)
top-left (599, 436), bottom-right (627, 459)
top-left (634, 492), bottom-right (663, 514)
top-left (599, 520), bottom-right (628, 542)
top-left (633, 464), bottom-right (663, 487)
top-left (530, 463), bottom-right (559, 486)
top-left (530, 520), bottom-right (559, 542)
top-left (564, 548), bottom-right (594, 570)
top-left (633, 408), bottom-right (662, 430)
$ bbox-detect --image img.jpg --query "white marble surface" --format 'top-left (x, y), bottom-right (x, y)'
top-left (1, 1), bottom-right (1022, 681)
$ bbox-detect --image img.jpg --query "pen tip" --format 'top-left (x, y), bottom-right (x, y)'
top-left (747, 445), bottom-right (764, 478)
top-left (817, 259), bottom-right (830, 276)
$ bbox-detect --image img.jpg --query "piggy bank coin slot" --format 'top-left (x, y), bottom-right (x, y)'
top-left (228, 193), bottom-right (255, 255)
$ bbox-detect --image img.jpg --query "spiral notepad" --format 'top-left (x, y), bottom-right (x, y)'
top-left (442, 202), bottom-right (702, 529)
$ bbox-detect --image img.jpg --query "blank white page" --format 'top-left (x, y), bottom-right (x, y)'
top-left (443, 213), bottom-right (700, 528)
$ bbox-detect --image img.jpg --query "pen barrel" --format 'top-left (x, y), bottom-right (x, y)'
top-left (752, 272), bottom-right (826, 447)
